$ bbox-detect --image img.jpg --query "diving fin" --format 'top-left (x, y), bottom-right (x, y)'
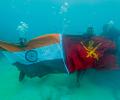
top-left (19, 71), bottom-right (25, 82)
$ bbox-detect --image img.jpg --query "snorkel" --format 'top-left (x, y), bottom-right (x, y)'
top-left (17, 21), bottom-right (28, 47)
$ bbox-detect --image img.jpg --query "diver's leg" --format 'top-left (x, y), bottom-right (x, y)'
top-left (76, 70), bottom-right (86, 86)
top-left (19, 71), bottom-right (26, 81)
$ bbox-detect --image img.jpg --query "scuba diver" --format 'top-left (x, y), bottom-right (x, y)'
top-left (101, 21), bottom-right (120, 64)
top-left (0, 34), bottom-right (67, 81)
top-left (70, 26), bottom-right (96, 83)
top-left (0, 27), bottom-right (118, 84)
top-left (63, 27), bottom-right (118, 83)
top-left (101, 21), bottom-right (120, 44)
top-left (17, 21), bottom-right (28, 46)
top-left (83, 26), bottom-right (95, 37)
top-left (16, 21), bottom-right (28, 80)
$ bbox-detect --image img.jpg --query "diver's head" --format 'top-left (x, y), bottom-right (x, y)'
top-left (108, 20), bottom-right (114, 27)
top-left (103, 20), bottom-right (114, 33)
top-left (19, 37), bottom-right (27, 47)
top-left (86, 26), bottom-right (94, 35)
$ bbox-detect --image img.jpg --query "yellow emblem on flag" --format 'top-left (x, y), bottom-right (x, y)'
top-left (81, 40), bottom-right (101, 60)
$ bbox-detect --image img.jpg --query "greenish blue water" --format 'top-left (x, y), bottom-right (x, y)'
top-left (0, 0), bottom-right (120, 42)
top-left (0, 0), bottom-right (120, 100)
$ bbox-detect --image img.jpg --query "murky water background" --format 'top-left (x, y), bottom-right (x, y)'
top-left (0, 0), bottom-right (120, 100)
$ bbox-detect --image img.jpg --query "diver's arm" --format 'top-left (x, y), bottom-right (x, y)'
top-left (0, 40), bottom-right (22, 52)
top-left (25, 33), bottom-right (60, 50)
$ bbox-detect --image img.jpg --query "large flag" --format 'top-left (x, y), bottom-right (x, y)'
top-left (0, 34), bottom-right (118, 79)
top-left (1, 34), bottom-right (68, 78)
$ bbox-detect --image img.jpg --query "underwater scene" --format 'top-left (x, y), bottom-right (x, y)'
top-left (0, 0), bottom-right (120, 100)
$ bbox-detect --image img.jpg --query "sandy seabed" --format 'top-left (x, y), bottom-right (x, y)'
top-left (0, 56), bottom-right (120, 100)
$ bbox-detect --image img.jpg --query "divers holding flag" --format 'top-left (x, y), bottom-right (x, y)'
top-left (0, 24), bottom-right (119, 84)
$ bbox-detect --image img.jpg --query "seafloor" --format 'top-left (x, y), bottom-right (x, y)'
top-left (0, 54), bottom-right (120, 100)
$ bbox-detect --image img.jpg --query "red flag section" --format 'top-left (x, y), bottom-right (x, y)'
top-left (63, 35), bottom-right (117, 73)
